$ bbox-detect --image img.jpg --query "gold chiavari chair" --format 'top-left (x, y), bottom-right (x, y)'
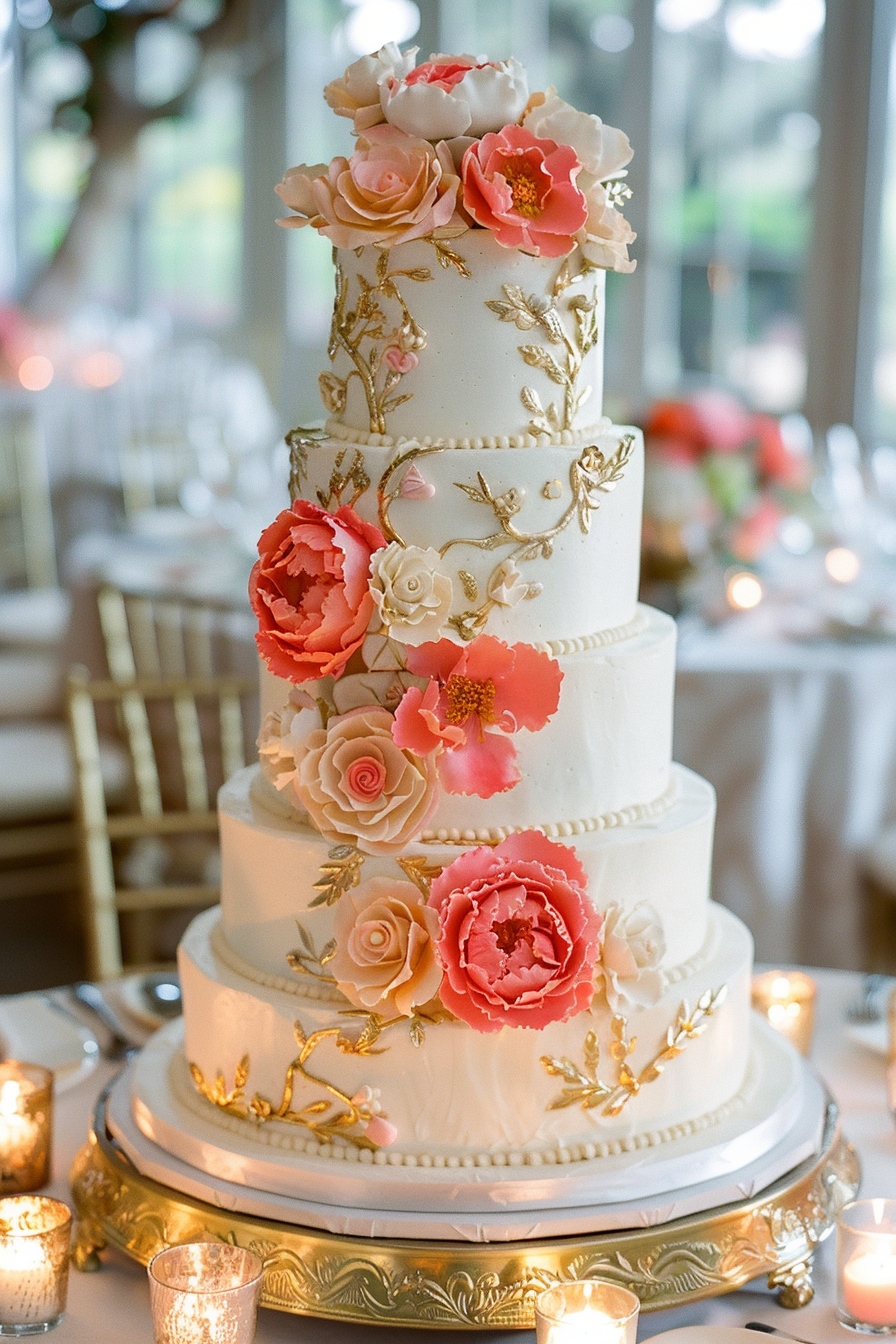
top-left (68, 665), bottom-right (255, 980)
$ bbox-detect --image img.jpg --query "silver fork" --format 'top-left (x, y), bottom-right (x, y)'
top-left (846, 973), bottom-right (889, 1023)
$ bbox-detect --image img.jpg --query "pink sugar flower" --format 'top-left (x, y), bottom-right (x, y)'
top-left (428, 831), bottom-right (602, 1033)
top-left (383, 345), bottom-right (419, 374)
top-left (392, 635), bottom-right (563, 799)
top-left (250, 501), bottom-right (385, 685)
top-left (460, 124), bottom-right (587, 258)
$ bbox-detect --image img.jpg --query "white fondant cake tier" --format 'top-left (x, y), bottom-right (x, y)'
top-left (329, 235), bottom-right (606, 441)
top-left (283, 427), bottom-right (643, 651)
top-left (260, 604), bottom-right (677, 841)
top-left (220, 762), bottom-right (715, 975)
top-left (125, 1015), bottom-right (824, 1237)
top-left (178, 901), bottom-right (750, 1161)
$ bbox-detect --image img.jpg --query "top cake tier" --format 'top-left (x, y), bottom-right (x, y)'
top-left (322, 236), bottom-right (606, 442)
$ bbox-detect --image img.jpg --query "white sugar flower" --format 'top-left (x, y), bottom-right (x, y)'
top-left (487, 559), bottom-right (530, 608)
top-left (257, 691), bottom-right (317, 799)
top-left (381, 54), bottom-right (528, 140)
top-left (594, 903), bottom-right (666, 1012)
top-left (369, 542), bottom-right (453, 646)
top-left (523, 87), bottom-right (632, 182)
top-left (324, 43), bottom-right (417, 131)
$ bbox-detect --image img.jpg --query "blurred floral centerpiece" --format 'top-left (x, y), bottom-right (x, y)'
top-left (641, 390), bottom-right (812, 586)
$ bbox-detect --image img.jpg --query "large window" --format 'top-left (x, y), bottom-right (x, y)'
top-left (647, 0), bottom-right (823, 414)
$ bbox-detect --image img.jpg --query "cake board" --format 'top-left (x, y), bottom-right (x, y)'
top-left (70, 1067), bottom-right (859, 1329)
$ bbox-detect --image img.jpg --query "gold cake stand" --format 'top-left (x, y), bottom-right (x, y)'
top-left (70, 1093), bottom-right (858, 1330)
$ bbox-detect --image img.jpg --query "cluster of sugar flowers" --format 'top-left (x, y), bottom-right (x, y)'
top-left (251, 498), bottom-right (563, 851)
top-left (276, 45), bottom-right (634, 269)
top-left (320, 832), bottom-right (666, 1041)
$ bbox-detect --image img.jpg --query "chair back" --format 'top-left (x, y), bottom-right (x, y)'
top-left (0, 401), bottom-right (58, 590)
top-left (68, 665), bottom-right (255, 979)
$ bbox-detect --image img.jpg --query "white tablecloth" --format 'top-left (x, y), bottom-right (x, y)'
top-left (22, 968), bottom-right (891, 1342)
top-left (676, 625), bottom-right (896, 968)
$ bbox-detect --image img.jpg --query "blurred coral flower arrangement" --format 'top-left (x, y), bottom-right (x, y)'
top-left (641, 390), bottom-right (813, 586)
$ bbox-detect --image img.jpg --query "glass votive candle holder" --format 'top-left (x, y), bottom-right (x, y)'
top-left (0, 1066), bottom-right (52, 1196)
top-left (751, 970), bottom-right (816, 1056)
top-left (0, 1196), bottom-right (72, 1336)
top-left (148, 1243), bottom-right (264, 1344)
top-left (838, 1199), bottom-right (896, 1332)
top-left (535, 1279), bottom-right (640, 1344)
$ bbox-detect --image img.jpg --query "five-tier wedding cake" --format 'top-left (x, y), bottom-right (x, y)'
top-left (130, 46), bottom-right (818, 1234)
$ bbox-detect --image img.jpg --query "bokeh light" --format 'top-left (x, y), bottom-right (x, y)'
top-left (726, 571), bottom-right (764, 610)
top-left (76, 350), bottom-right (124, 388)
top-left (18, 355), bottom-right (54, 391)
top-left (825, 547), bottom-right (861, 583)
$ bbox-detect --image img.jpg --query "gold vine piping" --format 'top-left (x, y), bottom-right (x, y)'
top-left (376, 433), bottom-right (635, 641)
top-left (321, 237), bottom-right (470, 436)
top-left (484, 255), bottom-right (602, 435)
top-left (172, 1047), bottom-right (752, 1166)
top-left (190, 1017), bottom-right (387, 1149)
top-left (541, 987), bottom-right (728, 1118)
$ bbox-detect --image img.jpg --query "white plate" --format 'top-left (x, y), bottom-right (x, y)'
top-left (0, 994), bottom-right (99, 1092)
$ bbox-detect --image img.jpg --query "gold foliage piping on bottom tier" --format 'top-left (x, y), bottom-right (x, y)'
top-left (541, 987), bottom-right (727, 1118)
top-left (190, 1018), bottom-right (387, 1149)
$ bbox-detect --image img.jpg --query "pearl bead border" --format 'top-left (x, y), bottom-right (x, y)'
top-left (323, 417), bottom-right (614, 453)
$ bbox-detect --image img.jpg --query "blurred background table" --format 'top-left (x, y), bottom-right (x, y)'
top-left (675, 618), bottom-right (896, 968)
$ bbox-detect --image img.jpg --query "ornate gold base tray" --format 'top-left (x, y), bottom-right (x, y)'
top-left (71, 1093), bottom-right (859, 1330)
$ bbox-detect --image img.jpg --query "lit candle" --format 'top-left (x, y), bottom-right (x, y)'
top-left (843, 1251), bottom-right (896, 1327)
top-left (148, 1243), bottom-right (264, 1344)
top-left (534, 1280), bottom-right (639, 1344)
top-left (0, 1065), bottom-right (52, 1195)
top-left (0, 1196), bottom-right (72, 1335)
top-left (751, 970), bottom-right (816, 1056)
top-left (838, 1200), bottom-right (896, 1333)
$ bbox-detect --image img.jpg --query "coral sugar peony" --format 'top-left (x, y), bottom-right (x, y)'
top-left (461, 124), bottom-right (587, 258)
top-left (250, 501), bottom-right (385, 684)
top-left (428, 831), bottom-right (601, 1032)
top-left (392, 635), bottom-right (563, 799)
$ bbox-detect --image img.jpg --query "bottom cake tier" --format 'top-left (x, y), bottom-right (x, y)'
top-left (177, 901), bottom-right (753, 1170)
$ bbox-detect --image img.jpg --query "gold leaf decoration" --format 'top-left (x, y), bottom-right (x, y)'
top-left (395, 854), bottom-right (444, 897)
top-left (285, 425), bottom-right (326, 499)
top-left (485, 270), bottom-right (602, 432)
top-left (425, 236), bottom-right (471, 276)
top-left (310, 846), bottom-right (365, 908)
top-left (541, 986), bottom-right (727, 1118)
top-left (286, 922), bottom-right (337, 982)
top-left (316, 448), bottom-right (371, 510)
top-left (458, 570), bottom-right (479, 602)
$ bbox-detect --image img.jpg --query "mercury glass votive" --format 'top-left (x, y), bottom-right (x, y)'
top-left (751, 970), bottom-right (816, 1055)
top-left (838, 1200), bottom-right (896, 1332)
top-left (148, 1243), bottom-right (264, 1344)
top-left (0, 1066), bottom-right (52, 1196)
top-left (0, 1197), bottom-right (72, 1336)
top-left (535, 1280), bottom-right (640, 1344)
